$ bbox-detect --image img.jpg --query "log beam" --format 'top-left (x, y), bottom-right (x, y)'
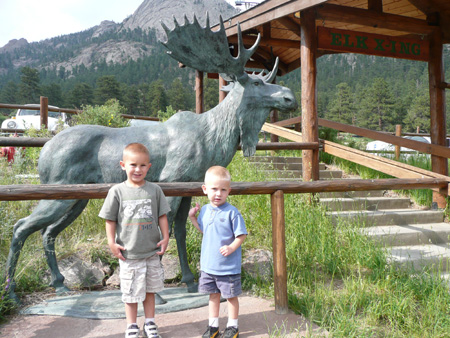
top-left (428, 29), bottom-right (448, 207)
top-left (301, 9), bottom-right (320, 182)
top-left (0, 178), bottom-right (446, 201)
top-left (271, 190), bottom-right (288, 315)
top-left (316, 4), bottom-right (436, 36)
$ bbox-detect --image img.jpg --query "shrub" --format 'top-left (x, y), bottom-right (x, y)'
top-left (72, 99), bottom-right (130, 127)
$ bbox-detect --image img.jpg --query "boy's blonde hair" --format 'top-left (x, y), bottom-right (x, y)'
top-left (123, 143), bottom-right (150, 161)
top-left (204, 166), bottom-right (231, 183)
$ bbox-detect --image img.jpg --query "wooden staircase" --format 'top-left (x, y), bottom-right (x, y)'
top-left (248, 155), bottom-right (450, 273)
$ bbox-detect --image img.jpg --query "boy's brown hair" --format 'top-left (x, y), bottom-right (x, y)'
top-left (123, 143), bottom-right (150, 161)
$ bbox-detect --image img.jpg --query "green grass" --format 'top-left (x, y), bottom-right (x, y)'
top-left (2, 148), bottom-right (450, 336)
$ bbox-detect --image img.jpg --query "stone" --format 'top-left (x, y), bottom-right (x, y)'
top-left (242, 249), bottom-right (273, 281)
top-left (57, 256), bottom-right (105, 289)
top-left (162, 254), bottom-right (181, 281)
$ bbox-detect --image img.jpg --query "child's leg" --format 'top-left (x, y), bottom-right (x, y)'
top-left (209, 292), bottom-right (221, 318)
top-left (125, 302), bottom-right (138, 325)
top-left (227, 296), bottom-right (239, 325)
top-left (143, 292), bottom-right (156, 319)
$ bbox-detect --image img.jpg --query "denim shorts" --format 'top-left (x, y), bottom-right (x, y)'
top-left (198, 271), bottom-right (242, 299)
top-left (119, 254), bottom-right (164, 303)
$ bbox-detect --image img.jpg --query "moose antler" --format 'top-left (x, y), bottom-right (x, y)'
top-left (161, 14), bottom-right (261, 80)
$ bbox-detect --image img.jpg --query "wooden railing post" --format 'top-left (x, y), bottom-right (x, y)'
top-left (40, 96), bottom-right (48, 130)
top-left (219, 75), bottom-right (227, 102)
top-left (271, 189), bottom-right (288, 314)
top-left (395, 124), bottom-right (402, 160)
top-left (195, 70), bottom-right (204, 114)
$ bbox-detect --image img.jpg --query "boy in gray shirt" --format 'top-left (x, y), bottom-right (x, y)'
top-left (99, 143), bottom-right (170, 338)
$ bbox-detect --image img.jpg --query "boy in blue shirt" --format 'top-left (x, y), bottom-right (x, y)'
top-left (189, 166), bottom-right (247, 338)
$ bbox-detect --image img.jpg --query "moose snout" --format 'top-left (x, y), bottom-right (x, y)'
top-left (272, 89), bottom-right (298, 111)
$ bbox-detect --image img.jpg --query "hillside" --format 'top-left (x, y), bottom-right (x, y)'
top-left (0, 0), bottom-right (239, 77)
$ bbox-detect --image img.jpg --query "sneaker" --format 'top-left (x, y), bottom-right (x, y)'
top-left (202, 325), bottom-right (220, 338)
top-left (143, 321), bottom-right (161, 338)
top-left (125, 324), bottom-right (140, 338)
top-left (222, 326), bottom-right (239, 338)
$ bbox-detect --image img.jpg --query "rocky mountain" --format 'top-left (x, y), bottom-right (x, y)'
top-left (0, 0), bottom-right (239, 78)
top-left (123, 0), bottom-right (239, 39)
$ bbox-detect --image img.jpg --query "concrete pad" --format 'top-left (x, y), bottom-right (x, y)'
top-left (20, 287), bottom-right (210, 319)
top-left (0, 291), bottom-right (325, 338)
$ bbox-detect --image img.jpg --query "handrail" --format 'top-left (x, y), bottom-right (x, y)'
top-left (0, 179), bottom-right (446, 201)
top-left (0, 102), bottom-right (160, 121)
top-left (272, 116), bottom-right (450, 158)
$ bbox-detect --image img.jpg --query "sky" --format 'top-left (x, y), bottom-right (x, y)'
top-left (0, 0), bottom-right (241, 48)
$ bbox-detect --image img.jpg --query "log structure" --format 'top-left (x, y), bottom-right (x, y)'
top-left (206, 0), bottom-right (450, 207)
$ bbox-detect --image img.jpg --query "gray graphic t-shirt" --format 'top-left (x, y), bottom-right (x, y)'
top-left (99, 181), bottom-right (170, 259)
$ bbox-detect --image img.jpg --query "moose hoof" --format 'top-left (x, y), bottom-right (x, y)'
top-left (155, 293), bottom-right (167, 305)
top-left (187, 282), bottom-right (198, 293)
top-left (55, 285), bottom-right (72, 294)
top-left (6, 291), bottom-right (21, 305)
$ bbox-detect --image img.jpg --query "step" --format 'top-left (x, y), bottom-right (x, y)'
top-left (364, 223), bottom-right (450, 246)
top-left (248, 156), bottom-right (302, 164)
top-left (319, 190), bottom-right (385, 198)
top-left (330, 209), bottom-right (444, 226)
top-left (251, 162), bottom-right (326, 171)
top-left (261, 170), bottom-right (343, 180)
top-left (320, 197), bottom-right (411, 211)
top-left (387, 244), bottom-right (450, 272)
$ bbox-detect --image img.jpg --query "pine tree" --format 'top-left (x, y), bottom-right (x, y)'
top-left (404, 90), bottom-right (430, 133)
top-left (19, 67), bottom-right (41, 104)
top-left (358, 78), bottom-right (396, 131)
top-left (326, 82), bottom-right (355, 124)
top-left (95, 75), bottom-right (122, 105)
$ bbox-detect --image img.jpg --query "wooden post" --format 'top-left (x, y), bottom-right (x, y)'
top-left (428, 30), bottom-right (447, 208)
top-left (219, 75), bottom-right (227, 102)
top-left (271, 189), bottom-right (288, 314)
top-left (270, 110), bottom-right (279, 144)
top-left (395, 124), bottom-right (402, 160)
top-left (195, 70), bottom-right (204, 114)
top-left (301, 10), bottom-right (320, 182)
top-left (40, 96), bottom-right (48, 130)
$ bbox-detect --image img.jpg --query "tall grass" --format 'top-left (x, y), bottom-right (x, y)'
top-left (2, 145), bottom-right (450, 336)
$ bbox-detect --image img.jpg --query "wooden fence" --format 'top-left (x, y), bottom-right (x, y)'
top-left (1, 98), bottom-right (450, 312)
top-left (0, 178), bottom-right (446, 314)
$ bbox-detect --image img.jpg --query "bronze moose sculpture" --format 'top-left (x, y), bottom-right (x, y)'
top-left (5, 14), bottom-right (298, 300)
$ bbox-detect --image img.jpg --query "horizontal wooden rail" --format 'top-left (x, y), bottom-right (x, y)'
top-left (319, 118), bottom-right (450, 158)
top-left (0, 179), bottom-right (446, 201)
top-left (273, 116), bottom-right (450, 158)
top-left (0, 137), bottom-right (50, 147)
top-left (262, 123), bottom-right (303, 142)
top-left (0, 103), bottom-right (80, 114)
top-left (0, 103), bottom-right (160, 120)
top-left (238, 142), bottom-right (319, 150)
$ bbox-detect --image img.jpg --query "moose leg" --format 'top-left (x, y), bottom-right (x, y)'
top-left (174, 196), bottom-right (197, 292)
top-left (41, 199), bottom-right (89, 292)
top-left (6, 199), bottom-right (81, 302)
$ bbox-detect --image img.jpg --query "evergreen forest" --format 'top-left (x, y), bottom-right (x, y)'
top-left (0, 26), bottom-right (449, 133)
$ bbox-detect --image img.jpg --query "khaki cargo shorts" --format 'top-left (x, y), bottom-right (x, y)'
top-left (119, 254), bottom-right (164, 303)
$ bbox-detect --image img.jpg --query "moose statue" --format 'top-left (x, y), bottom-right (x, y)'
top-left (5, 14), bottom-right (298, 300)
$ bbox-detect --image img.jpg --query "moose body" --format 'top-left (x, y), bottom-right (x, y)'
top-left (5, 15), bottom-right (297, 299)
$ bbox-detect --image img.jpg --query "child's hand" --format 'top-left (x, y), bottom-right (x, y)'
top-left (156, 237), bottom-right (169, 255)
top-left (188, 202), bottom-right (200, 218)
top-left (109, 243), bottom-right (126, 261)
top-left (220, 245), bottom-right (236, 257)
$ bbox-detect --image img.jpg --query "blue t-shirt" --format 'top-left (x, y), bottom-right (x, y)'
top-left (198, 202), bottom-right (247, 275)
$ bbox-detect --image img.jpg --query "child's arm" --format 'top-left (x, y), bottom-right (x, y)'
top-left (106, 220), bottom-right (126, 261)
top-left (188, 202), bottom-right (203, 233)
top-left (220, 234), bottom-right (247, 257)
top-left (157, 214), bottom-right (170, 255)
